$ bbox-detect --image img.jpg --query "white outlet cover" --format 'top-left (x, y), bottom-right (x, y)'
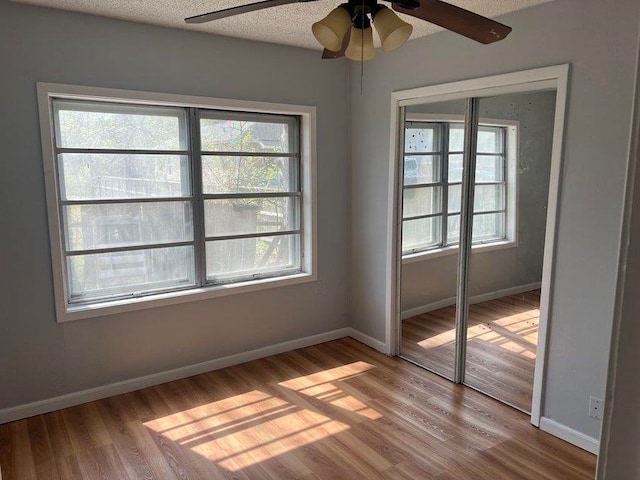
top-left (589, 396), bottom-right (603, 421)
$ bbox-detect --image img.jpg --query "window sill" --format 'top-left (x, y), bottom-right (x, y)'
top-left (59, 272), bottom-right (317, 323)
top-left (402, 239), bottom-right (517, 265)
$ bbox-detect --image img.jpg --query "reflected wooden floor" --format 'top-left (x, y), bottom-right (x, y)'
top-left (0, 336), bottom-right (594, 479)
top-left (402, 290), bottom-right (540, 412)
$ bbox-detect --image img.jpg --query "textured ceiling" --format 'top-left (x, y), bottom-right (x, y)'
top-left (12, 0), bottom-right (551, 50)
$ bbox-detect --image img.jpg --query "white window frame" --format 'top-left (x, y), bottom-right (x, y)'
top-left (402, 113), bottom-right (518, 264)
top-left (38, 83), bottom-right (317, 323)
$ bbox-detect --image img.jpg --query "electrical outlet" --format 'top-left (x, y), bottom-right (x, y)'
top-left (589, 396), bottom-right (604, 421)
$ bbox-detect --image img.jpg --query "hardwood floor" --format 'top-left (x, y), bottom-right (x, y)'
top-left (402, 290), bottom-right (540, 412)
top-left (0, 336), bottom-right (595, 479)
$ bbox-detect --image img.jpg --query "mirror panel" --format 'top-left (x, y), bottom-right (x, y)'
top-left (399, 99), bottom-right (467, 380)
top-left (464, 91), bottom-right (557, 412)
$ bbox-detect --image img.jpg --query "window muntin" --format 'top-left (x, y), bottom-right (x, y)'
top-left (51, 99), bottom-right (302, 305)
top-left (402, 121), bottom-right (510, 255)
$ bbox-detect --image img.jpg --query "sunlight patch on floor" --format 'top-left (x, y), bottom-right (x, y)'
top-left (468, 324), bottom-right (537, 359)
top-left (279, 362), bottom-right (381, 420)
top-left (416, 315), bottom-right (538, 360)
top-left (145, 389), bottom-right (350, 470)
top-left (145, 362), bottom-right (382, 471)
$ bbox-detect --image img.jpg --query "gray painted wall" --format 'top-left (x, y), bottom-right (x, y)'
top-left (599, 121), bottom-right (640, 478)
top-left (598, 29), bottom-right (640, 479)
top-left (2, 0), bottom-right (640, 458)
top-left (0, 1), bottom-right (349, 410)
top-left (349, 0), bottom-right (640, 440)
top-left (402, 91), bottom-right (556, 311)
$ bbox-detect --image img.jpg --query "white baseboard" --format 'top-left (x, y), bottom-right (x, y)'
top-left (401, 282), bottom-right (542, 320)
top-left (346, 327), bottom-right (388, 353)
top-left (0, 327), bottom-right (352, 425)
top-left (539, 417), bottom-right (600, 454)
top-left (0, 324), bottom-right (601, 461)
top-left (402, 297), bottom-right (456, 320)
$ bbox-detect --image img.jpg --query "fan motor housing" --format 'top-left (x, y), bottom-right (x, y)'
top-left (346, 0), bottom-right (419, 21)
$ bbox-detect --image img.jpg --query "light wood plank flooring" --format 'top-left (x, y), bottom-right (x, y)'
top-left (402, 290), bottom-right (540, 412)
top-left (0, 336), bottom-right (594, 479)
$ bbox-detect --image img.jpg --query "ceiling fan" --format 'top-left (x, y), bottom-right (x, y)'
top-left (185, 0), bottom-right (512, 61)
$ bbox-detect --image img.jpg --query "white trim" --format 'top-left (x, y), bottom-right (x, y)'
top-left (406, 112), bottom-right (519, 127)
top-left (397, 77), bottom-right (558, 107)
top-left (64, 273), bottom-right (317, 321)
top-left (401, 282), bottom-right (541, 320)
top-left (36, 82), bottom-right (318, 323)
top-left (347, 327), bottom-right (389, 353)
top-left (531, 65), bottom-right (570, 427)
top-left (386, 64), bottom-right (571, 430)
top-left (402, 298), bottom-right (456, 320)
top-left (386, 98), bottom-right (403, 356)
top-left (0, 327), bottom-right (351, 425)
top-left (37, 82), bottom-right (315, 116)
top-left (402, 239), bottom-right (517, 264)
top-left (302, 109), bottom-right (319, 283)
top-left (539, 417), bottom-right (600, 455)
top-left (506, 122), bottom-right (519, 248)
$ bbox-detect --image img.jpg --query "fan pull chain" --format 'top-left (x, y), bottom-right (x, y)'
top-left (360, 0), bottom-right (365, 94)
top-left (360, 46), bottom-right (364, 94)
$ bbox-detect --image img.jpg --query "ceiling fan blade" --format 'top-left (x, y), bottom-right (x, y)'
top-left (322, 28), bottom-right (351, 59)
top-left (186, 0), bottom-right (301, 23)
top-left (392, 0), bottom-right (512, 44)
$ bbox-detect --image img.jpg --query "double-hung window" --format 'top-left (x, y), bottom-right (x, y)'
top-left (39, 84), bottom-right (315, 321)
top-left (199, 111), bottom-right (301, 283)
top-left (402, 119), bottom-right (516, 256)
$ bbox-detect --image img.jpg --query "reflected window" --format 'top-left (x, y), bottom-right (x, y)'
top-left (402, 120), bottom-right (514, 255)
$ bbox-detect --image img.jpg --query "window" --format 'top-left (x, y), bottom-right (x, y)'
top-left (199, 111), bottom-right (301, 284)
top-left (402, 119), bottom-right (516, 256)
top-left (39, 84), bottom-right (316, 321)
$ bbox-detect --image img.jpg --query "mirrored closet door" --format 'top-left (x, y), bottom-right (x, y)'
top-left (464, 91), bottom-right (556, 412)
top-left (399, 99), bottom-right (466, 381)
top-left (398, 87), bottom-right (557, 414)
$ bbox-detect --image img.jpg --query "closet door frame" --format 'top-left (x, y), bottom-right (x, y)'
top-left (387, 64), bottom-right (570, 427)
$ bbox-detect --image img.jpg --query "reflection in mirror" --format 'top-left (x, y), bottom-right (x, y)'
top-left (399, 99), bottom-right (466, 380)
top-left (464, 91), bottom-right (556, 412)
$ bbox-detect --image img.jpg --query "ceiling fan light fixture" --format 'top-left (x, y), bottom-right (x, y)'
top-left (373, 6), bottom-right (413, 52)
top-left (312, 5), bottom-right (352, 51)
top-left (345, 25), bottom-right (377, 61)
top-left (187, 0), bottom-right (513, 61)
